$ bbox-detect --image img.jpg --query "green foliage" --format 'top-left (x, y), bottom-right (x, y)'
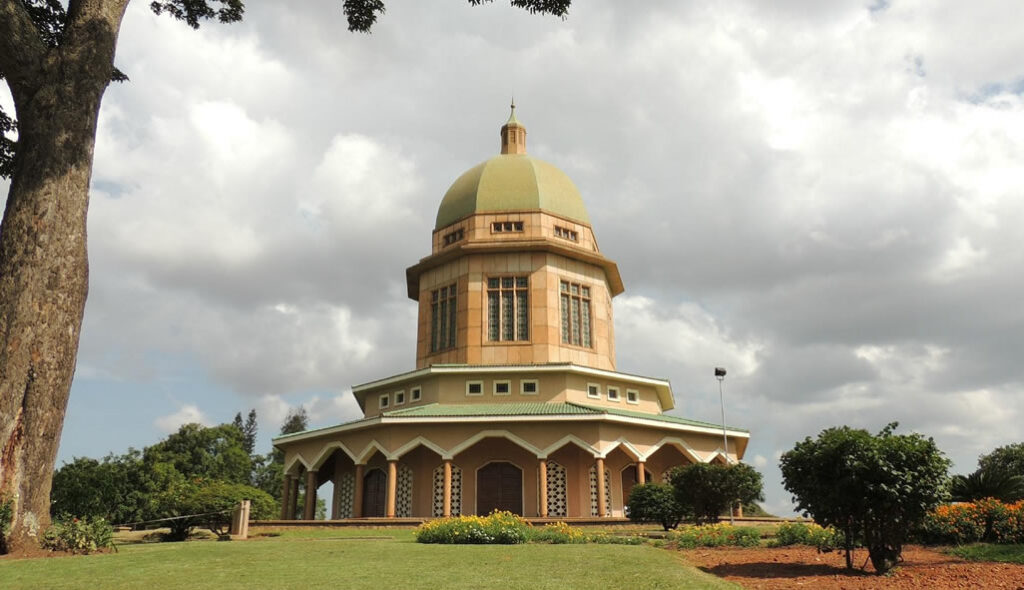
top-left (627, 483), bottom-right (688, 530)
top-left (667, 524), bottom-right (762, 548)
top-left (979, 443), bottom-right (1024, 479)
top-left (528, 521), bottom-right (587, 544)
top-left (0, 493), bottom-right (12, 554)
top-left (948, 543), bottom-right (1024, 564)
top-left (50, 451), bottom-right (156, 524)
top-left (918, 499), bottom-right (1024, 545)
top-left (770, 522), bottom-right (842, 550)
top-left (40, 516), bottom-right (114, 554)
top-left (669, 462), bottom-right (764, 525)
top-left (153, 479), bottom-right (274, 541)
top-left (780, 422), bottom-right (951, 574)
top-left (231, 409), bottom-right (258, 456)
top-left (144, 423), bottom-right (252, 485)
top-left (951, 470), bottom-right (1024, 503)
top-left (414, 512), bottom-right (531, 544)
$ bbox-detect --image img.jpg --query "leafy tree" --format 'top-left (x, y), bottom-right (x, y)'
top-left (231, 409), bottom-right (258, 456)
top-left (0, 0), bottom-right (571, 554)
top-left (253, 407), bottom-right (308, 500)
top-left (50, 451), bottom-right (155, 525)
top-left (669, 462), bottom-right (764, 526)
top-left (978, 443), bottom-right (1024, 479)
top-left (950, 469), bottom-right (1024, 503)
top-left (626, 483), bottom-right (687, 530)
top-left (143, 423), bottom-right (251, 485)
top-left (779, 423), bottom-right (950, 575)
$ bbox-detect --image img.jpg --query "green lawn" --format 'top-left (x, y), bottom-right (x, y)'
top-left (947, 543), bottom-right (1024, 564)
top-left (0, 528), bottom-right (738, 590)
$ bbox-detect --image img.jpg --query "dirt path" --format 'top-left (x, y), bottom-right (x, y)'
top-left (679, 545), bottom-right (1024, 589)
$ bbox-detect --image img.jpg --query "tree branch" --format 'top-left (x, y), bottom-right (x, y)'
top-left (0, 0), bottom-right (48, 87)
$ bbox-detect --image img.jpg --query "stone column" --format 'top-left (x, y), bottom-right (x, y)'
top-left (304, 469), bottom-right (318, 520)
top-left (289, 475), bottom-right (300, 519)
top-left (386, 460), bottom-right (398, 518)
top-left (352, 464), bottom-right (365, 518)
top-left (538, 459), bottom-right (548, 518)
top-left (595, 457), bottom-right (607, 517)
top-left (280, 474), bottom-right (292, 519)
top-left (443, 460), bottom-right (453, 517)
top-left (637, 461), bottom-right (646, 485)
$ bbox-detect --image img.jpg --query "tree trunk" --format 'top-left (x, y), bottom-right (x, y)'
top-left (0, 0), bottom-right (128, 554)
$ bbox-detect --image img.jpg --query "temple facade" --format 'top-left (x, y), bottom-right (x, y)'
top-left (272, 107), bottom-right (749, 520)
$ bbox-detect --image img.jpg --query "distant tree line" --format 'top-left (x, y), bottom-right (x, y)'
top-left (49, 407), bottom-right (314, 540)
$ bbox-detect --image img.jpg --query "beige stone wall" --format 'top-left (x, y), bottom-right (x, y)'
top-left (431, 211), bottom-right (600, 256)
top-left (414, 250), bottom-right (616, 370)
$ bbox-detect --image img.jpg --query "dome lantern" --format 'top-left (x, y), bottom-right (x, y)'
top-left (500, 100), bottom-right (526, 155)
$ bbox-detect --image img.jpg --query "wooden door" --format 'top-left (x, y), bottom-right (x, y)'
top-left (476, 462), bottom-right (522, 515)
top-left (362, 468), bottom-right (386, 517)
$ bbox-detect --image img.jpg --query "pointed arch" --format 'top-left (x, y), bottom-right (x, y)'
top-left (309, 441), bottom-right (358, 470)
top-left (391, 436), bottom-right (448, 460)
top-left (283, 454), bottom-right (312, 475)
top-left (542, 434), bottom-right (599, 459)
top-left (354, 439), bottom-right (394, 464)
top-left (641, 437), bottom-right (704, 464)
top-left (599, 438), bottom-right (642, 460)
top-left (448, 430), bottom-right (543, 458)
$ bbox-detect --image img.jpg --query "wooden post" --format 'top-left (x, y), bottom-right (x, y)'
top-left (386, 460), bottom-right (398, 518)
top-left (538, 459), bottom-right (548, 518)
top-left (353, 464), bottom-right (365, 518)
top-left (595, 457), bottom-right (607, 517)
top-left (304, 469), bottom-right (318, 520)
top-left (443, 460), bottom-right (452, 517)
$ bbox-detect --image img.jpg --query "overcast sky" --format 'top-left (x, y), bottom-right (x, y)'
top-left (3, 0), bottom-right (1022, 516)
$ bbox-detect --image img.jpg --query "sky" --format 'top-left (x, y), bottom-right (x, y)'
top-left (2, 0), bottom-right (1023, 517)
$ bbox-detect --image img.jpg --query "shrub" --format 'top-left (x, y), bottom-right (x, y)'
top-left (41, 516), bottom-right (114, 554)
top-left (919, 499), bottom-right (1024, 545)
top-left (771, 522), bottom-right (842, 550)
top-left (669, 463), bottom-right (764, 525)
top-left (415, 511), bottom-right (531, 544)
top-left (0, 494), bottom-right (12, 554)
top-left (669, 524), bottom-right (761, 548)
top-left (529, 521), bottom-right (587, 544)
top-left (627, 483), bottom-right (688, 530)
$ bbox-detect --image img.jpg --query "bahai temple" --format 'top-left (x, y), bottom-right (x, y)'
top-left (272, 106), bottom-right (749, 520)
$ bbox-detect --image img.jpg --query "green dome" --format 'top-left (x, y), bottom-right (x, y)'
top-left (435, 154), bottom-right (591, 230)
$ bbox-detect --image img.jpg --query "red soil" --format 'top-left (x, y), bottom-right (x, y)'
top-left (680, 545), bottom-right (1024, 589)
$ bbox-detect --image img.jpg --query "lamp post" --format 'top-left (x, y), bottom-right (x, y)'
top-left (715, 366), bottom-right (734, 525)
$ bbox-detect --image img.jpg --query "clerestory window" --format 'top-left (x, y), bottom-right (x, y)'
top-left (560, 281), bottom-right (592, 348)
top-left (487, 276), bottom-right (529, 341)
top-left (430, 283), bottom-right (457, 352)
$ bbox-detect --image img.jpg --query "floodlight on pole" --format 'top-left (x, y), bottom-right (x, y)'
top-left (715, 366), bottom-right (734, 525)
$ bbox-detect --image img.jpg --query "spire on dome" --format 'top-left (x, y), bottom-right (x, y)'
top-left (500, 100), bottom-right (526, 155)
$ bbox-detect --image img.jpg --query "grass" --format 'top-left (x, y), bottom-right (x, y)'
top-left (947, 544), bottom-right (1024, 564)
top-left (0, 527), bottom-right (739, 590)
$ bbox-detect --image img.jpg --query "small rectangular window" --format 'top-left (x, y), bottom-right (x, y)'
top-left (466, 381), bottom-right (483, 396)
top-left (521, 380), bottom-right (538, 395)
top-left (493, 380), bottom-right (511, 395)
top-left (587, 383), bottom-right (600, 399)
top-left (411, 387), bottom-right (422, 402)
top-left (491, 221), bottom-right (524, 233)
top-left (607, 387), bottom-right (620, 402)
top-left (626, 389), bottom-right (639, 404)
top-left (379, 394), bottom-right (390, 409)
top-left (395, 390), bottom-right (405, 405)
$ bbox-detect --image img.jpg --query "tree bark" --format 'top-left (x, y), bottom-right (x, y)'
top-left (0, 0), bottom-right (128, 554)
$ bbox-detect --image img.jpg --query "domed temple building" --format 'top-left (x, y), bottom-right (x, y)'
top-left (273, 107), bottom-right (749, 521)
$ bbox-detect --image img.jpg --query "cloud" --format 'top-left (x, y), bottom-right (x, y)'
top-left (154, 404), bottom-right (210, 433)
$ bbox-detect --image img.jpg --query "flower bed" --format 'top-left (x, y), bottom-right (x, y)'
top-left (919, 499), bottom-right (1024, 544)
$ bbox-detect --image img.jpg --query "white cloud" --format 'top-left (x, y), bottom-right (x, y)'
top-left (154, 404), bottom-right (210, 433)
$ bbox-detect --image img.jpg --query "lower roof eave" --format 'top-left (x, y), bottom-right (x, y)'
top-left (273, 412), bottom-right (748, 447)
